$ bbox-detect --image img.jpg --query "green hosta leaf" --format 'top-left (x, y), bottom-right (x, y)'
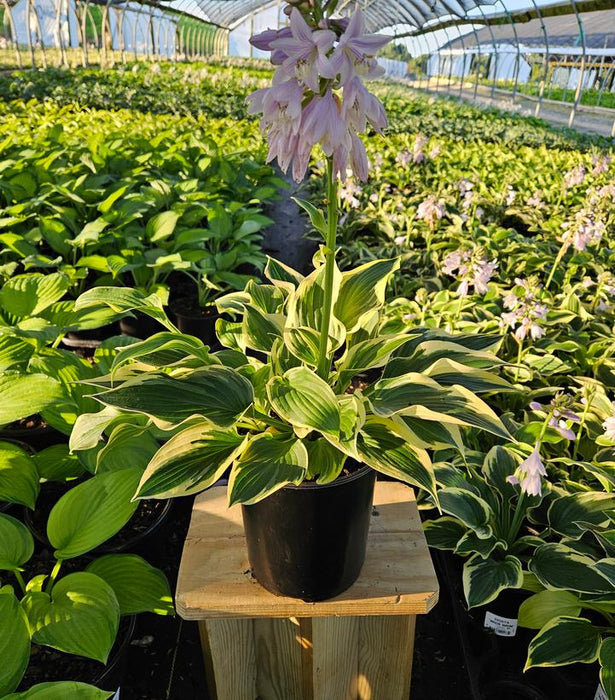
top-left (0, 336), bottom-right (35, 372)
top-left (439, 487), bottom-right (493, 539)
top-left (33, 444), bottom-right (85, 482)
top-left (0, 514), bottom-right (34, 570)
top-left (242, 305), bottom-right (284, 353)
top-left (334, 258), bottom-right (400, 333)
top-left (75, 287), bottom-right (176, 332)
top-left (0, 590), bottom-right (30, 695)
top-left (22, 572), bottom-right (119, 663)
top-left (424, 516), bottom-right (467, 550)
top-left (305, 437), bottom-right (346, 484)
top-left (357, 417), bottom-right (438, 503)
top-left (229, 433), bottom-right (308, 506)
top-left (0, 273), bottom-right (69, 318)
top-left (600, 637), bottom-right (615, 700)
top-left (146, 211), bottom-right (180, 242)
top-left (398, 416), bottom-right (462, 450)
top-left (0, 441), bottom-right (39, 508)
top-left (86, 554), bottom-right (174, 616)
top-left (525, 616), bottom-right (601, 669)
top-left (4, 682), bottom-right (113, 699)
top-left (463, 555), bottom-right (523, 608)
top-left (47, 468), bottom-right (142, 559)
top-left (267, 367), bottom-right (341, 437)
top-left (96, 366), bottom-right (254, 428)
top-left (530, 543), bottom-right (613, 594)
top-left (482, 446), bottom-right (518, 502)
top-left (0, 373), bottom-right (63, 425)
top-left (548, 492), bottom-right (615, 539)
top-left (292, 197), bottom-right (327, 236)
top-left (136, 424), bottom-right (245, 499)
top-left (518, 590), bottom-right (582, 629)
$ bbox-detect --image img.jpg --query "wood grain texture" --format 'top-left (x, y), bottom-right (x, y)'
top-left (200, 619), bottom-right (256, 700)
top-left (311, 617), bottom-right (359, 700)
top-left (176, 481), bottom-right (439, 620)
top-left (357, 615), bottom-right (416, 700)
top-left (254, 617), bottom-right (303, 700)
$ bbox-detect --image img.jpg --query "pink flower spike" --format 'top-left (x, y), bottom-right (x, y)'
top-left (271, 9), bottom-right (336, 91)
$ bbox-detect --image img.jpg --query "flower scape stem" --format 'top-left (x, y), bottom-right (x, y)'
top-left (317, 156), bottom-right (339, 381)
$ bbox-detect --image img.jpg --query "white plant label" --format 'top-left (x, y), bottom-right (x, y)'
top-left (483, 611), bottom-right (518, 637)
top-left (594, 685), bottom-right (607, 700)
top-left (112, 691), bottom-right (121, 700)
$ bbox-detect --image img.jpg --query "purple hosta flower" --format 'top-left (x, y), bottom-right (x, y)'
top-left (526, 191), bottom-right (544, 208)
top-left (603, 407), bottom-right (615, 441)
top-left (429, 144), bottom-right (442, 159)
top-left (475, 207), bottom-right (484, 220)
top-left (339, 179), bottom-right (361, 208)
top-left (329, 9), bottom-right (389, 85)
top-left (561, 209), bottom-right (605, 252)
top-left (372, 153), bottom-right (383, 172)
top-left (271, 9), bottom-right (337, 91)
top-left (442, 246), bottom-right (497, 298)
top-left (506, 444), bottom-right (547, 497)
top-left (500, 280), bottom-right (547, 341)
top-left (394, 235), bottom-right (406, 246)
top-left (462, 190), bottom-right (475, 210)
top-left (529, 398), bottom-right (580, 441)
top-left (248, 6), bottom-right (390, 183)
top-left (413, 134), bottom-right (428, 164)
top-left (458, 179), bottom-right (473, 197)
top-left (563, 164), bottom-right (586, 189)
top-left (596, 184), bottom-right (615, 202)
top-left (417, 195), bottom-right (446, 228)
top-left (505, 186), bottom-right (516, 206)
top-left (369, 192), bottom-right (378, 203)
top-left (396, 150), bottom-right (412, 168)
top-left (592, 154), bottom-right (612, 176)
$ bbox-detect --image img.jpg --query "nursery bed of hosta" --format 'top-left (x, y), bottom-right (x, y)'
top-left (0, 59), bottom-right (614, 699)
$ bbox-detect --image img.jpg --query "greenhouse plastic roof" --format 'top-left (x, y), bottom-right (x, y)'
top-left (165, 0), bottom-right (502, 32)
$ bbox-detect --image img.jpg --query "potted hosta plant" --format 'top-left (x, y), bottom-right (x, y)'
top-left (69, 0), bottom-right (510, 602)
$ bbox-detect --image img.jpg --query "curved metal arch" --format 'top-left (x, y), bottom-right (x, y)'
top-left (569, 0), bottom-right (587, 127)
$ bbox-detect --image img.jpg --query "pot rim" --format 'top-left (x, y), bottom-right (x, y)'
top-left (281, 463), bottom-right (374, 491)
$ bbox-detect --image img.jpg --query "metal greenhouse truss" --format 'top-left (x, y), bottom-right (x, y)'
top-left (1, 0), bottom-right (613, 136)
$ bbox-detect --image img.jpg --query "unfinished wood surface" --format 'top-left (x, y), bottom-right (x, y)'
top-left (357, 615), bottom-right (416, 700)
top-left (311, 617), bottom-right (359, 699)
top-left (254, 617), bottom-right (303, 700)
top-left (176, 481), bottom-right (439, 620)
top-left (199, 619), bottom-right (256, 700)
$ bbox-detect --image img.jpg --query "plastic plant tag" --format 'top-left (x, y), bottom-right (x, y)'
top-left (483, 611), bottom-right (518, 637)
top-left (594, 685), bottom-right (608, 700)
top-left (112, 691), bottom-right (121, 700)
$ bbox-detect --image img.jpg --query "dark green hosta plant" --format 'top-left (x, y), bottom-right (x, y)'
top-left (517, 494), bottom-right (615, 698)
top-left (0, 474), bottom-right (173, 697)
top-left (69, 252), bottom-right (511, 506)
top-left (424, 444), bottom-right (549, 609)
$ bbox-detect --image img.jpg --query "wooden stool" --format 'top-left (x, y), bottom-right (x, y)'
top-left (176, 481), bottom-right (439, 700)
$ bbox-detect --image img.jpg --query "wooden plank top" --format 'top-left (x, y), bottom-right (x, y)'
top-left (176, 481), bottom-right (439, 620)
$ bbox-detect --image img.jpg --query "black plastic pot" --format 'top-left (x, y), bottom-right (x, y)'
top-left (242, 465), bottom-right (376, 602)
top-left (62, 323), bottom-right (120, 356)
top-left (0, 423), bottom-right (66, 452)
top-left (120, 312), bottom-right (167, 340)
top-left (169, 300), bottom-right (219, 346)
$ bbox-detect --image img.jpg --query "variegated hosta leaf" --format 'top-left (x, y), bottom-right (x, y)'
top-left (334, 258), bottom-right (400, 334)
top-left (547, 492), bottom-right (615, 539)
top-left (334, 334), bottom-right (410, 390)
top-left (367, 374), bottom-right (511, 439)
top-left (228, 433), bottom-right (308, 505)
top-left (356, 417), bottom-right (438, 503)
top-left (95, 366), bottom-right (254, 428)
top-left (385, 340), bottom-right (504, 377)
top-left (424, 516), bottom-right (468, 550)
top-left (264, 256), bottom-right (305, 295)
top-left (425, 358), bottom-right (514, 393)
top-left (438, 487), bottom-right (493, 539)
top-left (285, 262), bottom-right (345, 348)
top-left (74, 286), bottom-right (176, 331)
top-left (110, 332), bottom-right (215, 372)
top-left (530, 543), bottom-right (613, 594)
top-left (242, 305), bottom-right (285, 353)
top-left (267, 366), bottom-right (341, 437)
top-left (284, 326), bottom-right (322, 366)
top-left (525, 616), bottom-right (601, 670)
top-left (136, 423), bottom-right (246, 499)
top-left (243, 280), bottom-right (286, 314)
top-left (463, 554), bottom-right (523, 608)
top-left (394, 415), bottom-right (462, 450)
top-left (600, 637), bottom-right (615, 700)
top-left (305, 438), bottom-right (346, 484)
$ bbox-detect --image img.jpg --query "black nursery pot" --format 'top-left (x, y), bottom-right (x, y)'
top-left (120, 312), bottom-right (167, 339)
top-left (0, 422), bottom-right (66, 452)
top-left (242, 465), bottom-right (376, 602)
top-left (169, 300), bottom-right (219, 346)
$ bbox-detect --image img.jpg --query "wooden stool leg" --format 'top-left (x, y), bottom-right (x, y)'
top-left (357, 615), bottom-right (416, 700)
top-left (199, 619), bottom-right (256, 700)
